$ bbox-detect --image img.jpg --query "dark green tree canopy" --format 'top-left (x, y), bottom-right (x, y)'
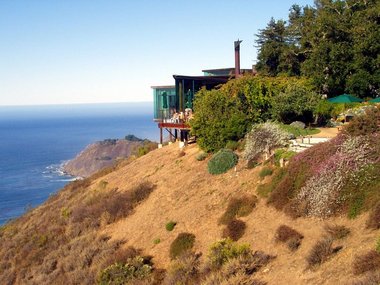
top-left (255, 0), bottom-right (380, 98)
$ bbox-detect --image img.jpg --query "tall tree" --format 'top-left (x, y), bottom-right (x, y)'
top-left (347, 0), bottom-right (380, 98)
top-left (255, 0), bottom-right (380, 98)
top-left (255, 18), bottom-right (290, 76)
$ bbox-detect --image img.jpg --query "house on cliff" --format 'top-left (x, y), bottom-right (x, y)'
top-left (152, 41), bottom-right (256, 144)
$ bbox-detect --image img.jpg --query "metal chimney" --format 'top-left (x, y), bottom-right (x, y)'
top-left (234, 40), bottom-right (242, 77)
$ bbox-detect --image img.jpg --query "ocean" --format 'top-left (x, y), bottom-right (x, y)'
top-left (0, 102), bottom-right (158, 225)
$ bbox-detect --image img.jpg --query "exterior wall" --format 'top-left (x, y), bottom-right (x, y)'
top-left (152, 86), bottom-right (176, 121)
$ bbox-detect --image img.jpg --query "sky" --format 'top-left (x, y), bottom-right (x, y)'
top-left (0, 0), bottom-right (315, 106)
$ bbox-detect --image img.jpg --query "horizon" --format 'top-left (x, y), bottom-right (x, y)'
top-left (0, 0), bottom-right (315, 106)
top-left (0, 100), bottom-right (153, 108)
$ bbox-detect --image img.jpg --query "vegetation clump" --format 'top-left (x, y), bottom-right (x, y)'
top-left (166, 221), bottom-right (177, 232)
top-left (306, 237), bottom-right (342, 267)
top-left (267, 108), bottom-right (380, 218)
top-left (222, 219), bottom-right (246, 241)
top-left (324, 224), bottom-right (350, 240)
top-left (353, 250), bottom-right (380, 275)
top-left (343, 108), bottom-right (380, 137)
top-left (219, 195), bottom-right (257, 225)
top-left (170, 233), bottom-right (196, 259)
top-left (366, 204), bottom-right (380, 230)
top-left (271, 82), bottom-right (321, 124)
top-left (225, 140), bottom-right (240, 151)
top-left (190, 88), bottom-right (249, 153)
top-left (255, 1), bottom-right (379, 98)
top-left (190, 75), bottom-right (308, 153)
top-left (97, 256), bottom-right (152, 285)
top-left (275, 225), bottom-right (304, 251)
top-left (350, 271), bottom-right (380, 285)
top-left (196, 152), bottom-right (208, 161)
top-left (207, 238), bottom-right (251, 270)
top-left (207, 149), bottom-right (238, 175)
top-left (259, 167), bottom-right (273, 178)
top-left (279, 123), bottom-right (320, 137)
top-left (243, 122), bottom-right (290, 163)
top-left (205, 239), bottom-right (274, 284)
top-left (164, 252), bottom-right (201, 285)
top-left (274, 149), bottom-right (296, 166)
top-left (71, 181), bottom-right (156, 228)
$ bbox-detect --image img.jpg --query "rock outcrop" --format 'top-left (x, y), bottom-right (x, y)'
top-left (63, 136), bottom-right (156, 177)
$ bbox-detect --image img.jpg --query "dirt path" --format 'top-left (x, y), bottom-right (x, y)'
top-left (314, 127), bottom-right (340, 138)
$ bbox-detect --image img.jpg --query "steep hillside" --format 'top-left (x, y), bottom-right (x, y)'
top-left (1, 140), bottom-right (379, 284)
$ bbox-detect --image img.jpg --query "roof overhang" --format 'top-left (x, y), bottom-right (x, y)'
top-left (150, 85), bottom-right (175, 89)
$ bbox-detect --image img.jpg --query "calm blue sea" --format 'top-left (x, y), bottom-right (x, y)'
top-left (0, 102), bottom-right (158, 225)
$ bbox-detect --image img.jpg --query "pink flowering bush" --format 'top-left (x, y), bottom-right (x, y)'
top-left (268, 107), bottom-right (380, 218)
top-left (296, 136), bottom-right (373, 217)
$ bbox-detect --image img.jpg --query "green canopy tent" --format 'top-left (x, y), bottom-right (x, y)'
top-left (327, 93), bottom-right (363, 103)
top-left (369, 97), bottom-right (380, 103)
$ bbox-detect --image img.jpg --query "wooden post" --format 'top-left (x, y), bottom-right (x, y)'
top-left (160, 127), bottom-right (163, 144)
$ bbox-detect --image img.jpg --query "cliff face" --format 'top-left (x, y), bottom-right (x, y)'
top-left (0, 142), bottom-right (379, 285)
top-left (63, 139), bottom-right (155, 177)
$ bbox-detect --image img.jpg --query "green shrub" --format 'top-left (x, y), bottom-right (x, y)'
top-left (190, 88), bottom-right (249, 153)
top-left (274, 149), bottom-right (296, 166)
top-left (259, 167), bottom-right (273, 178)
top-left (222, 219), bottom-right (246, 241)
top-left (219, 195), bottom-right (257, 225)
top-left (257, 167), bottom-right (287, 198)
top-left (225, 140), bottom-right (239, 151)
top-left (208, 238), bottom-right (251, 269)
top-left (153, 238), bottom-right (161, 245)
top-left (166, 221), bottom-right (177, 232)
top-left (170, 233), bottom-right (196, 259)
top-left (207, 149), bottom-right (238, 175)
top-left (271, 81), bottom-right (321, 124)
top-left (314, 100), bottom-right (349, 123)
top-left (136, 141), bottom-right (157, 157)
top-left (196, 152), bottom-right (208, 161)
top-left (279, 124), bottom-right (320, 137)
top-left (97, 256), bottom-right (152, 285)
top-left (138, 146), bottom-right (149, 157)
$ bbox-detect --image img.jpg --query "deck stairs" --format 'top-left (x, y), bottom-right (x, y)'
top-left (289, 137), bottom-right (330, 153)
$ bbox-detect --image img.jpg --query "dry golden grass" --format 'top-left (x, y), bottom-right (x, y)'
top-left (1, 142), bottom-right (380, 285)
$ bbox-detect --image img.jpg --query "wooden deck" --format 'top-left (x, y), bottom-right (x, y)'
top-left (158, 122), bottom-right (190, 130)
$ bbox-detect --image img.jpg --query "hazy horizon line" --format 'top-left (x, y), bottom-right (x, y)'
top-left (0, 100), bottom-right (153, 108)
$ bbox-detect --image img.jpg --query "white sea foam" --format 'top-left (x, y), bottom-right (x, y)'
top-left (44, 162), bottom-right (81, 181)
